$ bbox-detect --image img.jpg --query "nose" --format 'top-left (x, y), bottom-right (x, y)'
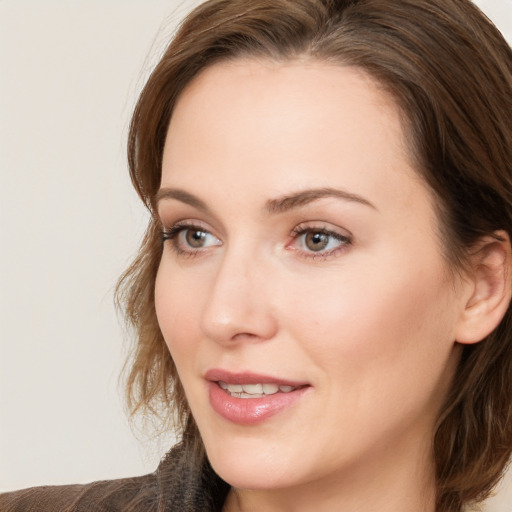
top-left (199, 246), bottom-right (278, 345)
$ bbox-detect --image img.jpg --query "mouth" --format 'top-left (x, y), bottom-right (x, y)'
top-left (205, 369), bottom-right (310, 425)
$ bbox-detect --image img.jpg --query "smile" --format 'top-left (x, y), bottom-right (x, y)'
top-left (205, 370), bottom-right (310, 424)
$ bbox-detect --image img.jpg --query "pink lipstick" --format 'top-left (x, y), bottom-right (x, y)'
top-left (205, 369), bottom-right (310, 425)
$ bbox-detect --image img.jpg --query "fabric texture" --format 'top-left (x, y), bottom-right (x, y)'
top-left (0, 442), bottom-right (230, 511)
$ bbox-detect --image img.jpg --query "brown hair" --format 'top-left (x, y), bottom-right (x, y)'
top-left (116, 1), bottom-right (512, 510)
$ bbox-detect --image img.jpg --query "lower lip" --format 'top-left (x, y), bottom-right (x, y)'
top-left (208, 382), bottom-right (309, 425)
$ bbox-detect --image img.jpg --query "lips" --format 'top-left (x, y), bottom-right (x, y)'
top-left (205, 369), bottom-right (310, 424)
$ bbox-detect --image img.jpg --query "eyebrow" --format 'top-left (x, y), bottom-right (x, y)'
top-left (155, 186), bottom-right (376, 215)
top-left (155, 188), bottom-right (213, 215)
top-left (265, 187), bottom-right (377, 213)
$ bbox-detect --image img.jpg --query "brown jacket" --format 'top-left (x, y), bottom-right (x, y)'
top-left (0, 442), bottom-right (229, 511)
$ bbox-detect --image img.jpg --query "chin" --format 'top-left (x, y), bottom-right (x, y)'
top-left (203, 432), bottom-right (304, 490)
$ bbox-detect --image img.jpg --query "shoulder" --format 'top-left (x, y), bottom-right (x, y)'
top-left (0, 442), bottom-right (229, 512)
top-left (0, 473), bottom-right (157, 512)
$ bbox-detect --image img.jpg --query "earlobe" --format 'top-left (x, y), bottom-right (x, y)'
top-left (455, 231), bottom-right (512, 345)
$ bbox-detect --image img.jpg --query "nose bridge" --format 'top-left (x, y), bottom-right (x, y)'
top-left (199, 238), bottom-right (277, 344)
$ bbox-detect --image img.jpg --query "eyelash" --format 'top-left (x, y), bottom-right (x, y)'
top-left (161, 222), bottom-right (352, 260)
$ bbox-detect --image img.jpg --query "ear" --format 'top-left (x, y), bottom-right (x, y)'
top-left (455, 231), bottom-right (512, 344)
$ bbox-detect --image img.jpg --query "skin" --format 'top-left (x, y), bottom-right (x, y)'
top-left (154, 58), bottom-right (478, 512)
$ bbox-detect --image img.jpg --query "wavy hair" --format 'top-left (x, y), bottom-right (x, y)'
top-left (116, 1), bottom-right (512, 510)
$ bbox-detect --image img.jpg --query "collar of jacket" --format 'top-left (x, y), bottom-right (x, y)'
top-left (156, 441), bottom-right (230, 512)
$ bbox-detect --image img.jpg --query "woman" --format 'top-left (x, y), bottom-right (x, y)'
top-left (2, 0), bottom-right (512, 511)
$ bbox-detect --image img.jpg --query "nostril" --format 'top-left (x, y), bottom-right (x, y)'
top-left (231, 332), bottom-right (260, 341)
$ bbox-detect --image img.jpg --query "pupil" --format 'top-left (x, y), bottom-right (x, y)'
top-left (306, 232), bottom-right (328, 251)
top-left (186, 230), bottom-right (206, 248)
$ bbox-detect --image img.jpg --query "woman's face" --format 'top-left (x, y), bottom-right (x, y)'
top-left (155, 59), bottom-right (466, 492)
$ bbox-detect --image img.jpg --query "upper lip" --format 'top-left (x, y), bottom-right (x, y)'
top-left (205, 368), bottom-right (309, 387)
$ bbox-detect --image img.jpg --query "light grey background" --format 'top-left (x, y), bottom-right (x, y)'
top-left (1, 1), bottom-right (511, 509)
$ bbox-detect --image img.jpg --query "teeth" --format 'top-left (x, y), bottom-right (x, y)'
top-left (218, 381), bottom-right (298, 398)
top-left (242, 384), bottom-right (263, 394)
top-left (262, 383), bottom-right (279, 395)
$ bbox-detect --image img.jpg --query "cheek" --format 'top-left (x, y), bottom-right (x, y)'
top-left (154, 261), bottom-right (202, 366)
top-left (281, 255), bottom-right (458, 405)
top-left (279, 265), bottom-right (458, 465)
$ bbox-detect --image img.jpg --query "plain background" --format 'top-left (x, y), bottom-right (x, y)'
top-left (1, 0), bottom-right (512, 509)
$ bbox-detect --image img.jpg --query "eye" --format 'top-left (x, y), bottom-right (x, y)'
top-left (290, 225), bottom-right (351, 258)
top-left (162, 223), bottom-right (222, 255)
top-left (181, 228), bottom-right (212, 248)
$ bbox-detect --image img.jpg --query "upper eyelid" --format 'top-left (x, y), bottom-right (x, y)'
top-left (161, 220), bottom-right (352, 238)
top-left (291, 221), bottom-right (353, 238)
top-left (157, 205), bottom-right (226, 235)
top-left (291, 228), bottom-right (352, 244)
top-left (156, 200), bottom-right (225, 235)
top-left (161, 218), bottom-right (214, 233)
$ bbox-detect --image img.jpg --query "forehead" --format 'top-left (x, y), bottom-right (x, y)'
top-left (165, 58), bottom-right (403, 160)
top-left (161, 58), bottom-right (431, 223)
